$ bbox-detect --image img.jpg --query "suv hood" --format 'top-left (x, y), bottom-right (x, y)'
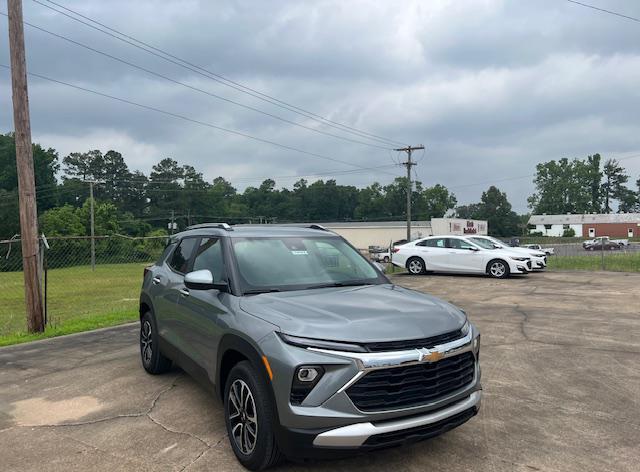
top-left (239, 284), bottom-right (466, 343)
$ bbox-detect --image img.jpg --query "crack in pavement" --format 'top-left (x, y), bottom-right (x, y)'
top-left (18, 373), bottom-right (182, 429)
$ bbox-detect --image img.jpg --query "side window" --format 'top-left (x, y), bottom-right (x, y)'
top-left (419, 238), bottom-right (446, 248)
top-left (168, 238), bottom-right (198, 274)
top-left (192, 238), bottom-right (224, 281)
top-left (448, 238), bottom-right (474, 250)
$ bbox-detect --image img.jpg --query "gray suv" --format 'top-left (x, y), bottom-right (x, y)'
top-left (139, 223), bottom-right (481, 469)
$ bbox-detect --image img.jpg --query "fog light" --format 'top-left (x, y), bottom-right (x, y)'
top-left (291, 365), bottom-right (325, 405)
top-left (297, 367), bottom-right (320, 382)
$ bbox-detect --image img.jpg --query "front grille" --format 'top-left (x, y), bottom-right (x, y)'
top-left (364, 329), bottom-right (462, 352)
top-left (363, 406), bottom-right (477, 449)
top-left (346, 352), bottom-right (475, 412)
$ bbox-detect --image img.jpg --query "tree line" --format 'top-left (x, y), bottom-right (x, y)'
top-left (0, 133), bottom-right (461, 239)
top-left (527, 153), bottom-right (640, 215)
top-left (3, 133), bottom-right (636, 241)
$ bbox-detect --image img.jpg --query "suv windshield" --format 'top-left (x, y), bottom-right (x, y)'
top-left (231, 236), bottom-right (385, 292)
top-left (469, 237), bottom-right (496, 249)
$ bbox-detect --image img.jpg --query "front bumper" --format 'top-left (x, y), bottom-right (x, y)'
top-left (276, 390), bottom-right (481, 459)
top-left (313, 390), bottom-right (481, 447)
top-left (260, 324), bottom-right (482, 459)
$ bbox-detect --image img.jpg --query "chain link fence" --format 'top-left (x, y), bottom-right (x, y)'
top-left (0, 234), bottom-right (167, 337)
top-left (526, 240), bottom-right (640, 271)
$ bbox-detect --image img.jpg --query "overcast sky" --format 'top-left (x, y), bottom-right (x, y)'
top-left (1, 0), bottom-right (640, 212)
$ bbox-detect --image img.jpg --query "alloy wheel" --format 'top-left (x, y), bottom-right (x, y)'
top-left (408, 259), bottom-right (423, 274)
top-left (141, 320), bottom-right (153, 365)
top-left (228, 379), bottom-right (258, 455)
top-left (490, 261), bottom-right (506, 277)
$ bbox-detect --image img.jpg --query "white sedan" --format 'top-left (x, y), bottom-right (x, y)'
top-left (392, 235), bottom-right (532, 278)
top-left (469, 235), bottom-right (547, 270)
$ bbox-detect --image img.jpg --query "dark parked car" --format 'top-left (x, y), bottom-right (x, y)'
top-left (139, 223), bottom-right (481, 470)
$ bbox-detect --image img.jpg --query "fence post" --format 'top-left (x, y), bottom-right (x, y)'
top-left (601, 240), bottom-right (604, 271)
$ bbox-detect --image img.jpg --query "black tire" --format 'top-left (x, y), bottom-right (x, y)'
top-left (487, 259), bottom-right (510, 279)
top-left (383, 256), bottom-right (390, 263)
top-left (406, 256), bottom-right (426, 275)
top-left (224, 361), bottom-right (283, 470)
top-left (140, 311), bottom-right (172, 374)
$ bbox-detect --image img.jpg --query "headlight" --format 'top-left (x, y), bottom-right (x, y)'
top-left (278, 333), bottom-right (367, 353)
top-left (461, 320), bottom-right (471, 336)
top-left (511, 256), bottom-right (529, 261)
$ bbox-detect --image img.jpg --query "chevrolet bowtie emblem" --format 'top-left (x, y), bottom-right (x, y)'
top-left (420, 350), bottom-right (444, 362)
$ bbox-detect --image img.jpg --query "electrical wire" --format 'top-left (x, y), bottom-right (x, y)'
top-left (33, 0), bottom-right (407, 147)
top-left (0, 64), bottom-right (400, 178)
top-left (5, 14), bottom-right (393, 151)
top-left (564, 0), bottom-right (640, 23)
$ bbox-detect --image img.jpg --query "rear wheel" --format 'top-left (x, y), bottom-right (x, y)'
top-left (406, 257), bottom-right (426, 275)
top-left (383, 256), bottom-right (390, 263)
top-left (487, 259), bottom-right (509, 279)
top-left (140, 311), bottom-right (172, 374)
top-left (224, 361), bottom-right (282, 470)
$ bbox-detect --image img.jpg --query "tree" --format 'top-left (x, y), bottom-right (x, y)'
top-left (602, 159), bottom-right (629, 213)
top-left (41, 204), bottom-right (85, 236)
top-left (0, 133), bottom-right (59, 211)
top-left (528, 155), bottom-right (603, 214)
top-left (420, 184), bottom-right (457, 220)
top-left (458, 186), bottom-right (520, 237)
top-left (62, 149), bottom-right (103, 181)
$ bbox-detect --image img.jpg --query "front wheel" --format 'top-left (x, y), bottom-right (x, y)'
top-left (224, 361), bottom-right (282, 470)
top-left (487, 259), bottom-right (509, 279)
top-left (383, 256), bottom-right (390, 263)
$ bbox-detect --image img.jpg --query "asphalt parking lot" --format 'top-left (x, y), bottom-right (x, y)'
top-left (1, 271), bottom-right (639, 472)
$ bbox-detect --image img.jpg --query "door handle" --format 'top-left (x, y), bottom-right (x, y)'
top-left (152, 276), bottom-right (161, 285)
top-left (179, 288), bottom-right (190, 297)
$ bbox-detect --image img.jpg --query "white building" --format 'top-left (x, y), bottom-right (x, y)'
top-left (322, 218), bottom-right (488, 250)
top-left (528, 213), bottom-right (640, 238)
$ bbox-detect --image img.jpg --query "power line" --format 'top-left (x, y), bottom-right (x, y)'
top-left (0, 64), bottom-right (400, 177)
top-left (6, 14), bottom-right (393, 151)
top-left (564, 0), bottom-right (640, 23)
top-left (33, 0), bottom-right (407, 148)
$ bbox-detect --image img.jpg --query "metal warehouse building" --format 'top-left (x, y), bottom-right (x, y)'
top-left (323, 218), bottom-right (488, 249)
top-left (528, 213), bottom-right (640, 238)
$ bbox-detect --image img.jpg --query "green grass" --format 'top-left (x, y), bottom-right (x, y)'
top-left (0, 262), bottom-right (149, 345)
top-left (547, 253), bottom-right (640, 272)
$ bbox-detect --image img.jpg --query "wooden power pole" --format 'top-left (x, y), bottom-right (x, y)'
top-left (8, 0), bottom-right (45, 332)
top-left (395, 145), bottom-right (424, 242)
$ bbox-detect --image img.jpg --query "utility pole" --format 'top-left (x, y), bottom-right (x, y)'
top-left (88, 180), bottom-right (96, 271)
top-left (8, 0), bottom-right (44, 333)
top-left (169, 210), bottom-right (175, 234)
top-left (395, 145), bottom-right (424, 242)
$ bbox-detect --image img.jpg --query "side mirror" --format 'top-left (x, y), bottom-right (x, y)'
top-left (184, 269), bottom-right (228, 291)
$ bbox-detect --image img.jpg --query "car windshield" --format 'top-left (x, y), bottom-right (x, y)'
top-left (231, 236), bottom-right (384, 292)
top-left (470, 237), bottom-right (495, 249)
top-left (486, 237), bottom-right (507, 248)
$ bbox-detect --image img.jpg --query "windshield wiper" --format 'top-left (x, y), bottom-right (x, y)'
top-left (307, 281), bottom-right (373, 289)
top-left (243, 288), bottom-right (281, 295)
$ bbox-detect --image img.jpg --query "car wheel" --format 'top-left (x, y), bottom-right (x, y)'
top-left (224, 361), bottom-right (282, 470)
top-left (140, 311), bottom-right (172, 374)
top-left (487, 259), bottom-right (509, 279)
top-left (383, 256), bottom-right (390, 263)
top-left (406, 257), bottom-right (426, 275)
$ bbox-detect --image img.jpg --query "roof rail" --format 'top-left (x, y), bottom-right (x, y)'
top-left (186, 223), bottom-right (233, 231)
top-left (308, 224), bottom-right (329, 231)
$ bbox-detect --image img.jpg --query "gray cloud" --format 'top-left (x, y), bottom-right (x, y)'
top-left (1, 0), bottom-right (640, 213)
